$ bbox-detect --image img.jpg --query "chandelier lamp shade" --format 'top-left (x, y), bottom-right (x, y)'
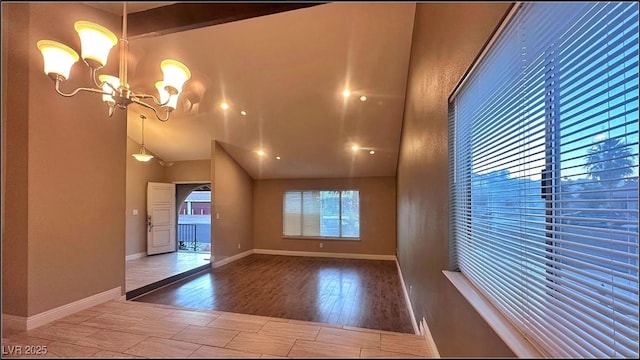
top-left (36, 3), bottom-right (191, 122)
top-left (132, 115), bottom-right (154, 162)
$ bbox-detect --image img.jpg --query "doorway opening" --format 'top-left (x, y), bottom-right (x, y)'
top-left (176, 183), bottom-right (211, 255)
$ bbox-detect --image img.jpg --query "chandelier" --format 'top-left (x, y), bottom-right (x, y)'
top-left (36, 3), bottom-right (191, 122)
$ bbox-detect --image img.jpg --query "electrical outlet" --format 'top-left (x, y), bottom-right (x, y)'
top-left (319, 242), bottom-right (323, 248)
top-left (237, 243), bottom-right (241, 249)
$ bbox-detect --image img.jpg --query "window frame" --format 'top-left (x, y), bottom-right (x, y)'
top-left (282, 189), bottom-right (361, 240)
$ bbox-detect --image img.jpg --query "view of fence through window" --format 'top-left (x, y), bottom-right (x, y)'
top-left (178, 190), bottom-right (211, 252)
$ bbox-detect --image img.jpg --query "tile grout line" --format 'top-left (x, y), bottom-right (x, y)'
top-left (184, 342), bottom-right (203, 359)
top-left (223, 329), bottom-right (242, 350)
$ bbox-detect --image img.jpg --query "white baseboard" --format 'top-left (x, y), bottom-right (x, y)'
top-left (2, 287), bottom-right (121, 333)
top-left (419, 317), bottom-right (440, 357)
top-left (396, 260), bottom-right (440, 355)
top-left (395, 258), bottom-right (419, 335)
top-left (254, 248), bottom-right (396, 261)
top-left (213, 249), bottom-right (254, 268)
top-left (125, 252), bottom-right (146, 261)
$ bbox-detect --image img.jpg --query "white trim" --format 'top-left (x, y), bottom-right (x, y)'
top-left (2, 287), bottom-right (121, 332)
top-left (443, 270), bottom-right (544, 358)
top-left (395, 259), bottom-right (420, 335)
top-left (125, 252), bottom-right (146, 261)
top-left (254, 248), bottom-right (396, 261)
top-left (419, 317), bottom-right (440, 358)
top-left (213, 249), bottom-right (254, 268)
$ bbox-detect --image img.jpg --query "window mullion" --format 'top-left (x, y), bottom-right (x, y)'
top-left (339, 191), bottom-right (343, 237)
top-left (299, 191), bottom-right (304, 236)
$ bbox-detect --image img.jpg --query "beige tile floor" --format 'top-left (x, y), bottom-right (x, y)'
top-left (1, 300), bottom-right (437, 358)
top-left (126, 252), bottom-right (211, 292)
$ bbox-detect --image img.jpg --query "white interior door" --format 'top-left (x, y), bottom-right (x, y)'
top-left (147, 182), bottom-right (176, 255)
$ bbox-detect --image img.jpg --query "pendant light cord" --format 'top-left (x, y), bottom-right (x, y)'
top-left (141, 114), bottom-right (146, 146)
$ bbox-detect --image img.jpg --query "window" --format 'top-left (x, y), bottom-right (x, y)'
top-left (283, 190), bottom-right (360, 239)
top-left (450, 2), bottom-right (638, 358)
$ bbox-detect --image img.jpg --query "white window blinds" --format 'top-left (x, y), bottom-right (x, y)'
top-left (283, 190), bottom-right (360, 238)
top-left (449, 2), bottom-right (639, 358)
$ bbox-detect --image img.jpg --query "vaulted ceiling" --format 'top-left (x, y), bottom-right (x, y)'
top-left (87, 2), bottom-right (416, 179)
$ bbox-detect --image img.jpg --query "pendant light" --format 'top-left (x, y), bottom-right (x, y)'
top-left (132, 115), bottom-right (154, 162)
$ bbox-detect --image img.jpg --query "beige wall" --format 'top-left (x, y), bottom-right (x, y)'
top-left (1, 2), bottom-right (8, 258)
top-left (2, 3), bottom-right (126, 317)
top-left (164, 159), bottom-right (211, 183)
top-left (125, 137), bottom-right (165, 256)
top-left (2, 2), bottom-right (30, 317)
top-left (254, 177), bottom-right (396, 255)
top-left (396, 2), bottom-right (514, 357)
top-left (212, 141), bottom-right (253, 261)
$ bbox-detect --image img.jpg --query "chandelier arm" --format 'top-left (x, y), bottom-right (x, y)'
top-left (53, 78), bottom-right (111, 98)
top-left (130, 97), bottom-right (171, 122)
top-left (131, 92), bottom-right (170, 107)
top-left (91, 68), bottom-right (103, 89)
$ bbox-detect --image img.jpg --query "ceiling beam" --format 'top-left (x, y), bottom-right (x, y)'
top-left (127, 2), bottom-right (326, 39)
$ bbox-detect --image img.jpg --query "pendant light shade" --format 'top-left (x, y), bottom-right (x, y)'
top-left (155, 81), bottom-right (178, 110)
top-left (161, 59), bottom-right (191, 95)
top-left (74, 21), bottom-right (118, 68)
top-left (36, 40), bottom-right (79, 80)
top-left (132, 147), bottom-right (154, 162)
top-left (98, 74), bottom-right (120, 106)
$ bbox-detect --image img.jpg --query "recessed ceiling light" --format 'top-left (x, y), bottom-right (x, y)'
top-left (257, 150), bottom-right (265, 156)
top-left (276, 156), bottom-right (281, 160)
top-left (342, 89), bottom-right (351, 97)
top-left (240, 110), bottom-right (247, 116)
top-left (360, 96), bottom-right (367, 102)
top-left (369, 150), bottom-right (375, 155)
top-left (221, 102), bottom-right (229, 110)
top-left (351, 144), bottom-right (359, 151)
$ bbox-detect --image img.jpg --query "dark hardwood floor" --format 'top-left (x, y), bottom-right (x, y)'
top-left (132, 254), bottom-right (415, 334)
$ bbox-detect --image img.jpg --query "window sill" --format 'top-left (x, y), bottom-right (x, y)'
top-left (282, 235), bottom-right (360, 241)
top-left (442, 270), bottom-right (544, 358)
